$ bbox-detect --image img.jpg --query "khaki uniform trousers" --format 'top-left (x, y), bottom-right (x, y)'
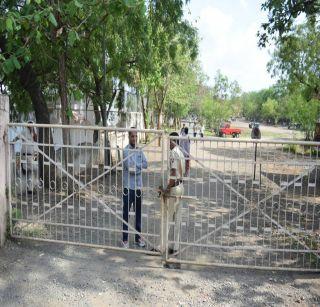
top-left (163, 184), bottom-right (184, 252)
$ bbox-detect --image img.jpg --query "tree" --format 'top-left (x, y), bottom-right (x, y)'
top-left (0, 1), bottom-right (55, 124)
top-left (241, 93), bottom-right (260, 121)
top-left (268, 22), bottom-right (320, 138)
top-left (268, 22), bottom-right (320, 91)
top-left (212, 70), bottom-right (241, 101)
top-left (0, 0), bottom-right (199, 180)
top-left (201, 95), bottom-right (233, 132)
top-left (261, 98), bottom-right (279, 124)
top-left (258, 0), bottom-right (320, 47)
top-left (287, 92), bottom-right (319, 140)
top-left (164, 59), bottom-right (202, 128)
top-left (1, 0), bottom-right (198, 127)
top-left (240, 86), bottom-right (287, 123)
top-left (259, 0), bottom-right (320, 140)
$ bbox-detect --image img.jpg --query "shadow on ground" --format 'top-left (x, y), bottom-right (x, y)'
top-left (0, 239), bottom-right (319, 306)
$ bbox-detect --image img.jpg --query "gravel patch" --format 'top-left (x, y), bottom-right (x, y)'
top-left (0, 239), bottom-right (319, 306)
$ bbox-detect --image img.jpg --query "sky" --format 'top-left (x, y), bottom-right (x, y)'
top-left (185, 0), bottom-right (275, 92)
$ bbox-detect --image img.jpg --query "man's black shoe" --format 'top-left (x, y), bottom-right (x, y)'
top-left (163, 262), bottom-right (181, 270)
top-left (168, 248), bottom-right (178, 255)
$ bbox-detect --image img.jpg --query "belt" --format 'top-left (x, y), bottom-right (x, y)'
top-left (173, 179), bottom-right (183, 187)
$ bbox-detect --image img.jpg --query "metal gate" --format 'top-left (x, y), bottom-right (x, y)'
top-left (8, 123), bottom-right (164, 254)
top-left (7, 123), bottom-right (320, 271)
top-left (164, 136), bottom-right (320, 271)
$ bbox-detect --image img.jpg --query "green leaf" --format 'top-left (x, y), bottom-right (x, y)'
top-left (67, 30), bottom-right (79, 46)
top-left (66, 108), bottom-right (73, 119)
top-left (12, 56), bottom-right (21, 70)
top-left (48, 12), bottom-right (58, 27)
top-left (24, 55), bottom-right (31, 63)
top-left (36, 31), bottom-right (42, 44)
top-left (73, 89), bottom-right (83, 100)
top-left (6, 18), bottom-right (13, 32)
top-left (34, 0), bottom-right (42, 4)
top-left (74, 0), bottom-right (83, 8)
top-left (34, 13), bottom-right (40, 22)
top-left (124, 0), bottom-right (137, 7)
top-left (26, 0), bottom-right (31, 4)
top-left (3, 58), bottom-right (14, 74)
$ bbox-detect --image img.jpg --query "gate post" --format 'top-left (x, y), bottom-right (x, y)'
top-left (0, 95), bottom-right (9, 247)
top-left (160, 132), bottom-right (168, 264)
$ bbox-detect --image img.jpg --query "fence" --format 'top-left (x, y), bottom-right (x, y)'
top-left (7, 123), bottom-right (320, 271)
top-left (165, 136), bottom-right (320, 271)
top-left (8, 123), bottom-right (164, 254)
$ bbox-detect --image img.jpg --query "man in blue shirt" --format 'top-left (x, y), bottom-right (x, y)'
top-left (122, 129), bottom-right (148, 248)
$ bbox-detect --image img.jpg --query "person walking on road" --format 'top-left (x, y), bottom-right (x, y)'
top-left (193, 123), bottom-right (197, 137)
top-left (179, 127), bottom-right (190, 176)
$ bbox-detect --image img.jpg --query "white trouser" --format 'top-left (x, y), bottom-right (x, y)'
top-left (166, 184), bottom-right (184, 251)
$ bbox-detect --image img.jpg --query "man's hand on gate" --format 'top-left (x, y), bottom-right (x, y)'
top-left (158, 186), bottom-right (164, 197)
top-left (158, 186), bottom-right (169, 198)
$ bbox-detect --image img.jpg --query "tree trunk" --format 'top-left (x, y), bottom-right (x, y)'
top-left (141, 96), bottom-right (148, 129)
top-left (157, 108), bottom-right (163, 146)
top-left (99, 104), bottom-right (111, 166)
top-left (93, 104), bottom-right (101, 143)
top-left (106, 89), bottom-right (119, 122)
top-left (93, 76), bottom-right (102, 143)
top-left (18, 62), bottom-right (55, 187)
top-left (314, 122), bottom-right (320, 142)
top-left (58, 52), bottom-right (70, 170)
top-left (58, 53), bottom-right (69, 126)
top-left (19, 65), bottom-right (50, 124)
top-left (141, 95), bottom-right (149, 142)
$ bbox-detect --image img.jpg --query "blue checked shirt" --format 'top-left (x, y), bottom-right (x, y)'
top-left (122, 144), bottom-right (148, 190)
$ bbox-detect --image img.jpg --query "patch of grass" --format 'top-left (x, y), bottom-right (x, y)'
top-left (241, 127), bottom-right (304, 140)
top-left (284, 144), bottom-right (319, 156)
top-left (204, 130), bottom-right (214, 137)
top-left (11, 208), bottom-right (22, 220)
top-left (284, 144), bottom-right (299, 154)
top-left (7, 208), bottom-right (22, 238)
top-left (14, 222), bottom-right (49, 238)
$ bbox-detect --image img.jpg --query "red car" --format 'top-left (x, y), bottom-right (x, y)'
top-left (219, 123), bottom-right (241, 138)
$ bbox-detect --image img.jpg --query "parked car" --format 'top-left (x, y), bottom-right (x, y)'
top-left (219, 123), bottom-right (241, 138)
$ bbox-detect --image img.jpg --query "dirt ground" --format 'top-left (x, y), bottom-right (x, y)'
top-left (0, 239), bottom-right (319, 307)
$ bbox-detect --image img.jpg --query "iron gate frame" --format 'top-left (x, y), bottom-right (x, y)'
top-left (6, 124), bottom-right (320, 271)
top-left (164, 136), bottom-right (320, 271)
top-left (8, 123), bottom-right (165, 255)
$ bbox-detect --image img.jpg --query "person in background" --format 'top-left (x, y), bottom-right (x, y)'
top-left (200, 124), bottom-right (204, 138)
top-left (122, 128), bottom-right (148, 249)
top-left (179, 127), bottom-right (190, 176)
top-left (193, 123), bottom-right (197, 137)
top-left (180, 123), bottom-right (185, 135)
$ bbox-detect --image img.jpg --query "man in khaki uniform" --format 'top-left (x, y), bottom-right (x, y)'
top-left (162, 132), bottom-right (185, 260)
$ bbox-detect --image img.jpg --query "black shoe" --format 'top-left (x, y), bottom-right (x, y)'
top-left (163, 263), bottom-right (171, 269)
top-left (163, 262), bottom-right (181, 270)
top-left (168, 248), bottom-right (178, 255)
top-left (150, 247), bottom-right (160, 252)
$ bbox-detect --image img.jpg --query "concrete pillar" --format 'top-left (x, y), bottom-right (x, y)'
top-left (0, 95), bottom-right (9, 247)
